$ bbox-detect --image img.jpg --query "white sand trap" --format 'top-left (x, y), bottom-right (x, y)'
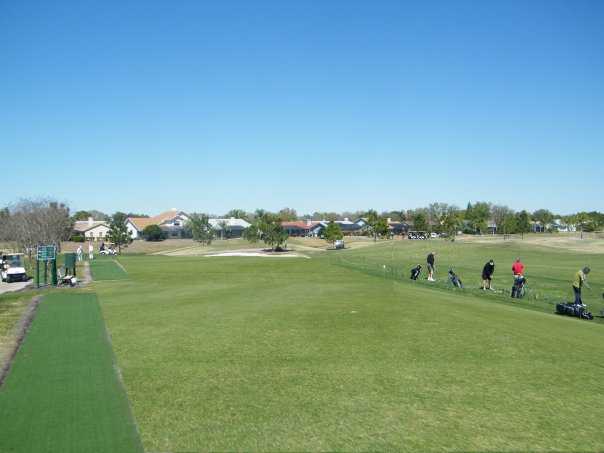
top-left (205, 251), bottom-right (309, 258)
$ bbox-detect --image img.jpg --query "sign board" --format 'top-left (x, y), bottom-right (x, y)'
top-left (37, 245), bottom-right (56, 261)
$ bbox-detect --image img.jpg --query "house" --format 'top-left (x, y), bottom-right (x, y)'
top-left (551, 218), bottom-right (576, 233)
top-left (73, 217), bottom-right (110, 242)
top-left (126, 209), bottom-right (190, 239)
top-left (530, 221), bottom-right (545, 233)
top-left (282, 221), bottom-right (321, 237)
top-left (487, 220), bottom-right (498, 235)
top-left (387, 218), bottom-right (410, 235)
top-left (354, 218), bottom-right (369, 228)
top-left (209, 218), bottom-right (251, 239)
top-left (337, 218), bottom-right (364, 235)
top-left (308, 218), bottom-right (365, 237)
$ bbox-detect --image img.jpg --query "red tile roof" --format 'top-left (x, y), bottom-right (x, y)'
top-left (281, 221), bottom-right (320, 229)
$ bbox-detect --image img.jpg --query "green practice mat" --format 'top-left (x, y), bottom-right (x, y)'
top-left (0, 292), bottom-right (142, 453)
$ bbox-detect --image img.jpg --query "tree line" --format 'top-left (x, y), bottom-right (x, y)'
top-left (65, 205), bottom-right (604, 235)
top-left (0, 199), bottom-right (72, 257)
top-left (2, 198), bottom-right (603, 255)
top-left (224, 204), bottom-right (604, 236)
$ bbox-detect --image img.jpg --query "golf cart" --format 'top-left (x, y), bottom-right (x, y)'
top-left (408, 231), bottom-right (428, 240)
top-left (1, 253), bottom-right (28, 283)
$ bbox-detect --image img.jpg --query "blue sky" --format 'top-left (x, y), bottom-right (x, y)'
top-left (1, 0), bottom-right (602, 215)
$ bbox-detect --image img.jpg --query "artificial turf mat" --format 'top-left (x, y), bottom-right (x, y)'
top-left (0, 292), bottom-right (142, 453)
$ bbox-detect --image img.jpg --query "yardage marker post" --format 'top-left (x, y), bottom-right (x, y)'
top-left (36, 245), bottom-right (57, 288)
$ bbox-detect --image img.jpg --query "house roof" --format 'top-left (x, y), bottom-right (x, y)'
top-left (127, 209), bottom-right (187, 231)
top-left (73, 220), bottom-right (109, 233)
top-left (311, 220), bottom-right (362, 231)
top-left (281, 221), bottom-right (320, 230)
top-left (209, 218), bottom-right (251, 230)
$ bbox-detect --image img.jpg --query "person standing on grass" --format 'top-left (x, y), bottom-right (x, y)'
top-left (88, 241), bottom-right (94, 260)
top-left (76, 245), bottom-right (83, 262)
top-left (572, 267), bottom-right (590, 305)
top-left (482, 259), bottom-right (495, 290)
top-left (512, 258), bottom-right (524, 277)
top-left (511, 258), bottom-right (525, 297)
top-left (427, 251), bottom-right (436, 281)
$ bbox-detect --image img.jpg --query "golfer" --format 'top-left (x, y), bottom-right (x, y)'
top-left (427, 251), bottom-right (436, 281)
top-left (482, 259), bottom-right (495, 290)
top-left (88, 242), bottom-right (94, 260)
top-left (512, 258), bottom-right (524, 277)
top-left (572, 267), bottom-right (590, 305)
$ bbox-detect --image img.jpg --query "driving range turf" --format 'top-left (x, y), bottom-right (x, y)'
top-left (1, 240), bottom-right (604, 452)
top-left (89, 257), bottom-right (129, 281)
top-left (93, 241), bottom-right (604, 452)
top-left (0, 292), bottom-right (142, 453)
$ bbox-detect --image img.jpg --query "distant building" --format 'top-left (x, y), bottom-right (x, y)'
top-left (550, 218), bottom-right (577, 233)
top-left (73, 217), bottom-right (110, 242)
top-left (209, 218), bottom-right (251, 239)
top-left (530, 221), bottom-right (545, 233)
top-left (282, 221), bottom-right (321, 237)
top-left (126, 209), bottom-right (190, 239)
top-left (487, 220), bottom-right (498, 235)
top-left (387, 218), bottom-right (410, 235)
top-left (294, 218), bottom-right (366, 237)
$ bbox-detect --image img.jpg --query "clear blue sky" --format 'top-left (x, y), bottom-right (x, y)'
top-left (1, 0), bottom-right (602, 215)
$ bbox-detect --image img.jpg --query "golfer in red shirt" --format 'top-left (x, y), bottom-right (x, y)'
top-left (512, 258), bottom-right (525, 276)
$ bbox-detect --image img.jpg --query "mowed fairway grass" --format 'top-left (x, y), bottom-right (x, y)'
top-left (95, 240), bottom-right (604, 452)
top-left (90, 257), bottom-right (129, 281)
top-left (0, 293), bottom-right (142, 453)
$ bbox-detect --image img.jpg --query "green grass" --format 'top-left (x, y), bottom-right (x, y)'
top-left (94, 242), bottom-right (604, 452)
top-left (0, 292), bottom-right (34, 364)
top-left (0, 293), bottom-right (142, 453)
top-left (334, 238), bottom-right (604, 317)
top-left (90, 257), bottom-right (128, 281)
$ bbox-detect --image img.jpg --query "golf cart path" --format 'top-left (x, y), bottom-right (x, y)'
top-left (0, 281), bottom-right (32, 295)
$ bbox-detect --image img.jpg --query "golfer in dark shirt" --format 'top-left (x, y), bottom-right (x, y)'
top-left (482, 259), bottom-right (495, 290)
top-left (427, 252), bottom-right (436, 281)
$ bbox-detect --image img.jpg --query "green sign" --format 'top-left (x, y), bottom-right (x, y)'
top-left (37, 245), bottom-right (56, 261)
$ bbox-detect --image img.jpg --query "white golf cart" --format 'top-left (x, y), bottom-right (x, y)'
top-left (1, 253), bottom-right (28, 283)
top-left (99, 247), bottom-right (118, 256)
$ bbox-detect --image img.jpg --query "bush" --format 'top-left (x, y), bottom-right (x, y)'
top-left (71, 234), bottom-right (85, 242)
top-left (142, 224), bottom-right (166, 241)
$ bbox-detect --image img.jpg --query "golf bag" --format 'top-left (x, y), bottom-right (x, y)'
top-left (410, 265), bottom-right (422, 281)
top-left (511, 276), bottom-right (527, 298)
top-left (448, 269), bottom-right (463, 289)
top-left (555, 302), bottom-right (593, 320)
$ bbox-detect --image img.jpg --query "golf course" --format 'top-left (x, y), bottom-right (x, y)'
top-left (1, 237), bottom-right (603, 452)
